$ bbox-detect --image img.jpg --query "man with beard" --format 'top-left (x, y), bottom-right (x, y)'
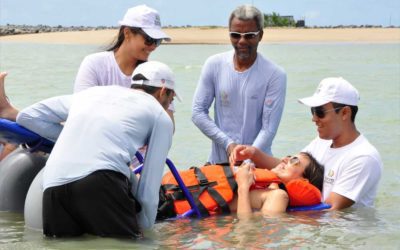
top-left (192, 5), bottom-right (287, 164)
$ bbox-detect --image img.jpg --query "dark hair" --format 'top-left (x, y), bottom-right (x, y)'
top-left (332, 102), bottom-right (358, 122)
top-left (105, 26), bottom-right (145, 66)
top-left (131, 73), bottom-right (173, 96)
top-left (105, 26), bottom-right (126, 51)
top-left (300, 152), bottom-right (324, 192)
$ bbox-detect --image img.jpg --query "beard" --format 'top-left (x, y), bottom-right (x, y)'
top-left (233, 44), bottom-right (257, 60)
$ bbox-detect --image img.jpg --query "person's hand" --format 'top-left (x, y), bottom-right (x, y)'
top-left (229, 145), bottom-right (256, 166)
top-left (235, 163), bottom-right (255, 191)
top-left (227, 142), bottom-right (237, 160)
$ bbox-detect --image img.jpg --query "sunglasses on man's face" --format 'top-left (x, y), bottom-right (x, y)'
top-left (137, 30), bottom-right (162, 47)
top-left (229, 31), bottom-right (260, 40)
top-left (311, 106), bottom-right (343, 119)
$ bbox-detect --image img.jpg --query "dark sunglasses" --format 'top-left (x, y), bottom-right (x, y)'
top-left (137, 29), bottom-right (162, 47)
top-left (229, 31), bottom-right (260, 40)
top-left (311, 106), bottom-right (343, 119)
top-left (288, 156), bottom-right (300, 166)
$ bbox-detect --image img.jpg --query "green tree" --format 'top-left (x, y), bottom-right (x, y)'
top-left (263, 12), bottom-right (296, 27)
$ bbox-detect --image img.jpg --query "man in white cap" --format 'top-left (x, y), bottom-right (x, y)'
top-left (298, 77), bottom-right (382, 209)
top-left (230, 77), bottom-right (382, 210)
top-left (17, 61), bottom-right (180, 238)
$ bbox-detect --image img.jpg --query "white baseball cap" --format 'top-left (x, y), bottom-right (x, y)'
top-left (131, 61), bottom-right (182, 101)
top-left (298, 77), bottom-right (360, 107)
top-left (118, 5), bottom-right (171, 41)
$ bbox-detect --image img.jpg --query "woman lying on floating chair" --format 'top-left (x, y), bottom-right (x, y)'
top-left (156, 151), bottom-right (325, 220)
top-left (0, 115), bottom-right (327, 221)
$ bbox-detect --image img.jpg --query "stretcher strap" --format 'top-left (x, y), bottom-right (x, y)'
top-left (193, 167), bottom-right (231, 214)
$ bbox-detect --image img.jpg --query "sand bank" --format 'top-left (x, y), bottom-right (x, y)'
top-left (0, 27), bottom-right (399, 45)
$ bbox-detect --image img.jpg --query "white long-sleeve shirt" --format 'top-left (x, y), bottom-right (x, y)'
top-left (192, 51), bottom-right (286, 163)
top-left (17, 86), bottom-right (173, 229)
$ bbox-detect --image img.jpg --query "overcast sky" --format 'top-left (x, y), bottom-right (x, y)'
top-left (1, 0), bottom-right (399, 27)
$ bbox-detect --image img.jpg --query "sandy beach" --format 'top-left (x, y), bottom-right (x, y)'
top-left (0, 27), bottom-right (399, 45)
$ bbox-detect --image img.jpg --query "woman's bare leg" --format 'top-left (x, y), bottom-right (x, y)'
top-left (0, 72), bottom-right (19, 121)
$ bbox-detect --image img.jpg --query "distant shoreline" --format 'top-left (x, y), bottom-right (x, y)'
top-left (1, 24), bottom-right (398, 36)
top-left (1, 27), bottom-right (399, 45)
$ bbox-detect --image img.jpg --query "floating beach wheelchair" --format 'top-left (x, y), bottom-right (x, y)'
top-left (0, 118), bottom-right (331, 231)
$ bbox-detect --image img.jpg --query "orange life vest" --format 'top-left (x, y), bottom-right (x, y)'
top-left (157, 164), bottom-right (321, 219)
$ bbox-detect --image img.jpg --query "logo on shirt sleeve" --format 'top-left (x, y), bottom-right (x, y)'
top-left (264, 99), bottom-right (274, 108)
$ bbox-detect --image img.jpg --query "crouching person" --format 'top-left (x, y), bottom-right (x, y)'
top-left (17, 61), bottom-right (180, 238)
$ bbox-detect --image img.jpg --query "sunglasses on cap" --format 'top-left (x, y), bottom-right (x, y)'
top-left (136, 29), bottom-right (162, 47)
top-left (229, 31), bottom-right (260, 40)
top-left (311, 106), bottom-right (343, 119)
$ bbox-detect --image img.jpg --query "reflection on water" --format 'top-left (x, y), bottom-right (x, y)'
top-left (0, 212), bottom-right (24, 244)
top-left (152, 209), bottom-right (393, 249)
top-left (0, 205), bottom-right (399, 248)
top-left (150, 215), bottom-right (297, 249)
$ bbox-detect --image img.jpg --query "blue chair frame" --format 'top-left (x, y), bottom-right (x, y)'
top-left (132, 152), bottom-right (331, 218)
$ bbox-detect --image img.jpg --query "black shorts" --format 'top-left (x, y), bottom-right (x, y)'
top-left (43, 170), bottom-right (142, 238)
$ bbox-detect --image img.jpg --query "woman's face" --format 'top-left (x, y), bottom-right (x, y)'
top-left (271, 154), bottom-right (310, 183)
top-left (124, 28), bottom-right (158, 62)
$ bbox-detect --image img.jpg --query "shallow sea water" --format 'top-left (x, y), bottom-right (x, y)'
top-left (0, 42), bottom-right (399, 249)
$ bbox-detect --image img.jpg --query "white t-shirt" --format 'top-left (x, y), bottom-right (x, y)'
top-left (74, 51), bottom-right (132, 92)
top-left (74, 51), bottom-right (174, 111)
top-left (17, 86), bottom-right (173, 229)
top-left (303, 134), bottom-right (383, 207)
